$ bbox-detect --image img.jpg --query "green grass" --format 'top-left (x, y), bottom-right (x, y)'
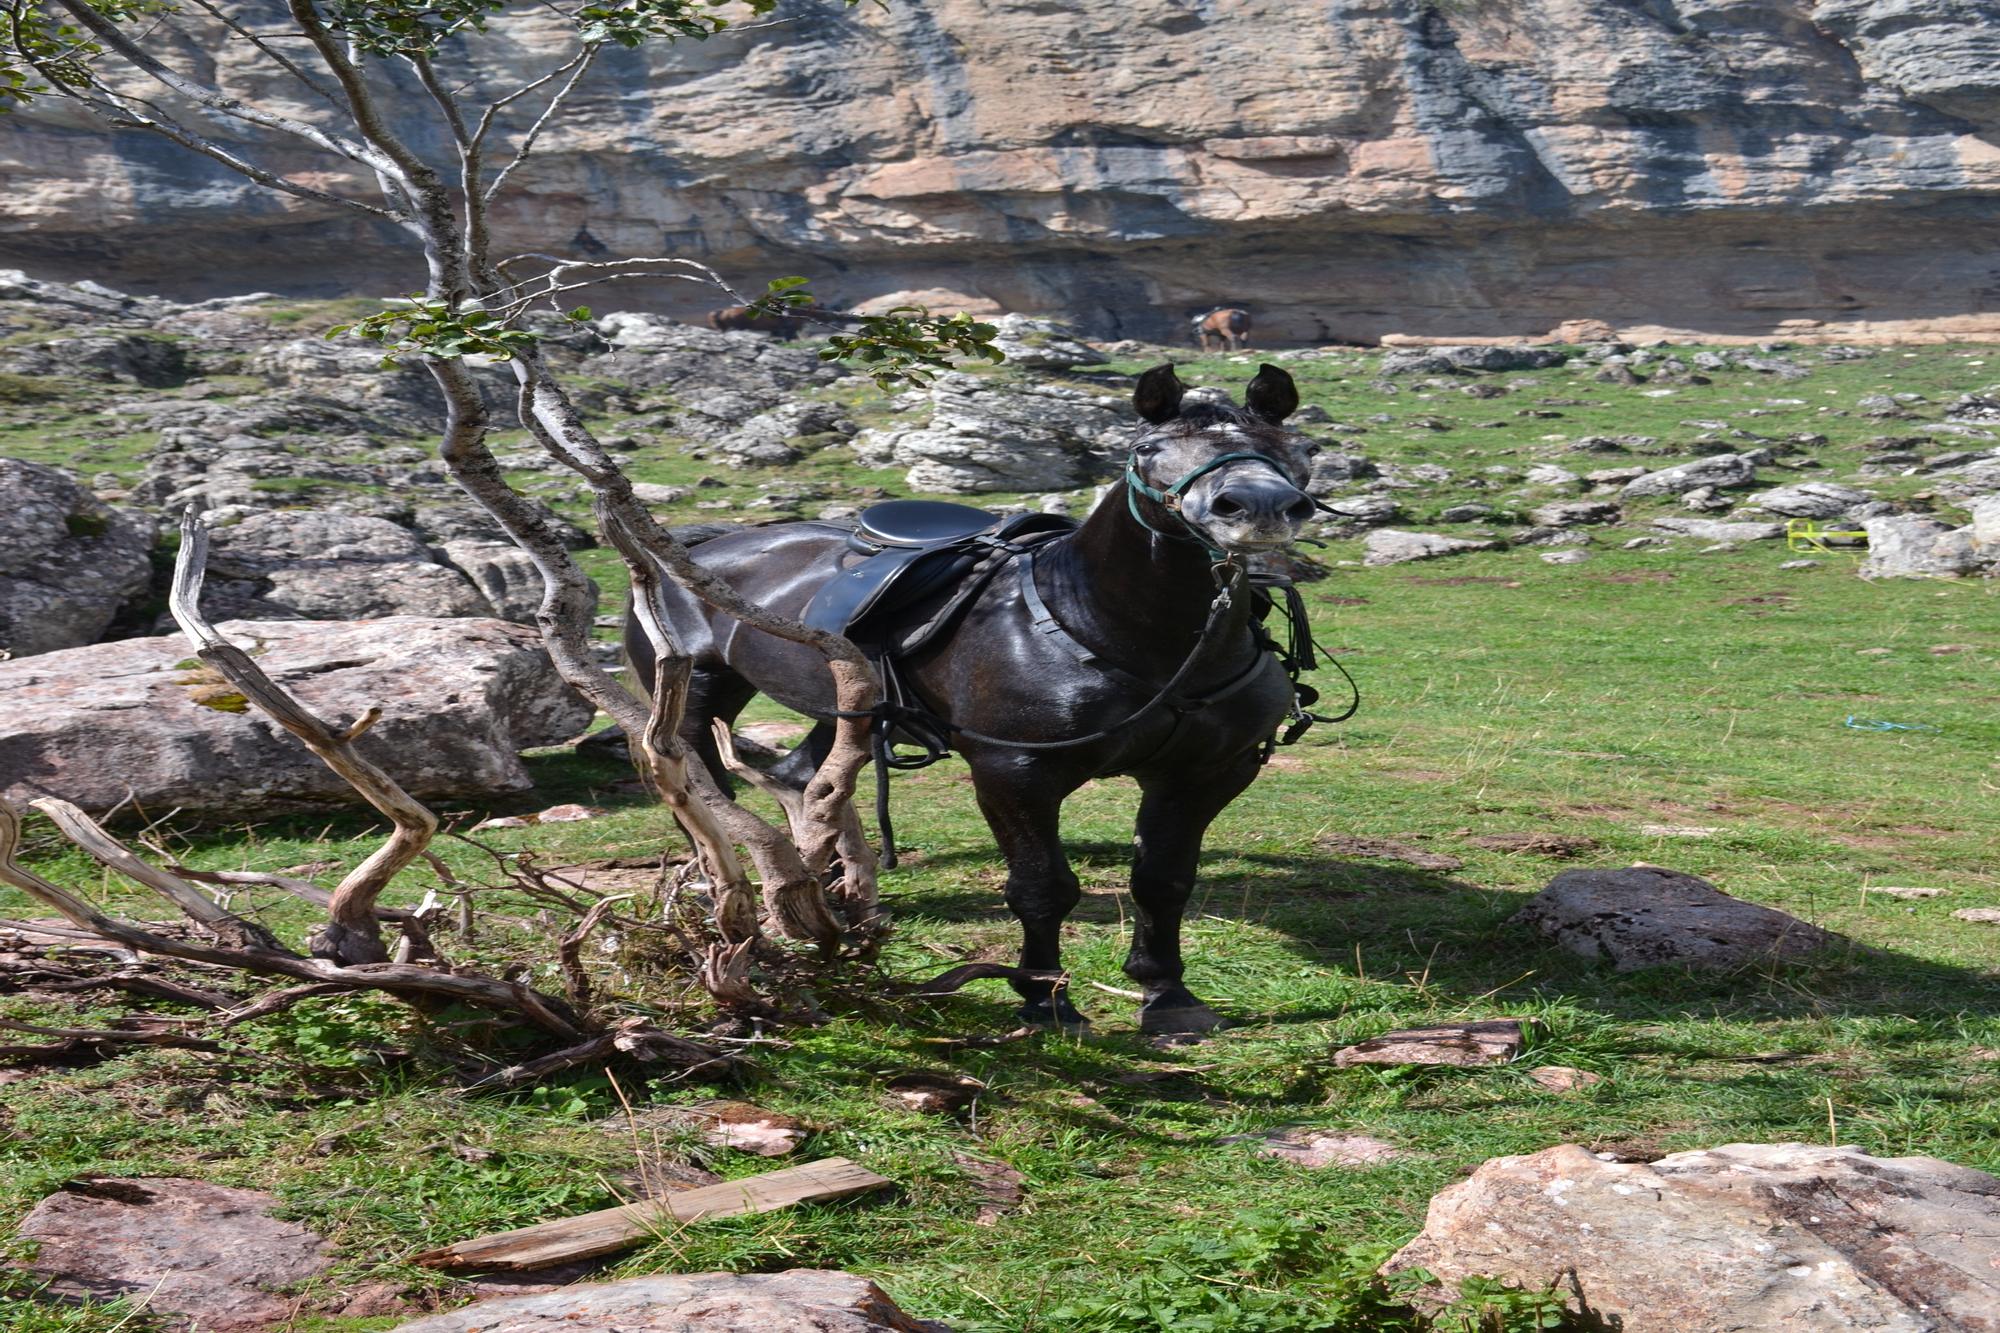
top-left (4, 325), bottom-right (1999, 1330)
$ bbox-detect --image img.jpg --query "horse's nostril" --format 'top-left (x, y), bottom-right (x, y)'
top-left (1285, 496), bottom-right (1315, 523)
top-left (1211, 494), bottom-right (1247, 518)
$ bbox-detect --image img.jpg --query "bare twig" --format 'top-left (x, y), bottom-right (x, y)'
top-left (170, 513), bottom-right (438, 965)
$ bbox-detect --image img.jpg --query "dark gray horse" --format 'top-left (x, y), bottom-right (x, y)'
top-left (630, 364), bottom-right (1320, 1032)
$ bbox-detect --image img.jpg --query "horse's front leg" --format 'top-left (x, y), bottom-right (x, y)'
top-left (1126, 753), bottom-right (1260, 1033)
top-left (972, 761), bottom-right (1088, 1029)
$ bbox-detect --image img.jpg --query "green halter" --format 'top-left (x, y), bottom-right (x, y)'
top-left (1124, 449), bottom-right (1290, 558)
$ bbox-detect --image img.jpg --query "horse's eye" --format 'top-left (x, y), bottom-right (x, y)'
top-left (1303, 442), bottom-right (1322, 456)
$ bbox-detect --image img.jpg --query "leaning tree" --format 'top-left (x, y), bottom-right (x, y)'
top-left (0, 0), bottom-right (1002, 1073)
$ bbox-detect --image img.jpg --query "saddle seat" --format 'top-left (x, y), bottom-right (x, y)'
top-left (804, 500), bottom-right (1075, 655)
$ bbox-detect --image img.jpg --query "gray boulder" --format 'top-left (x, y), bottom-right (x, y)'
top-left (1380, 345), bottom-right (1566, 375)
top-left (388, 1270), bottom-right (951, 1332)
top-left (1621, 454), bottom-right (1758, 498)
top-left (1362, 529), bottom-right (1501, 566)
top-left (1649, 516), bottom-right (1787, 542)
top-left (437, 540), bottom-right (595, 624)
top-left (1860, 514), bottom-right (1991, 579)
top-left (1970, 494), bottom-right (2000, 548)
top-left (986, 314), bottom-right (1106, 369)
top-left (196, 511), bottom-right (491, 622)
top-left (1305, 451), bottom-right (1376, 491)
top-left (1319, 495), bottom-right (1401, 527)
top-left (1528, 500), bottom-right (1620, 527)
top-left (0, 332), bottom-right (190, 387)
top-left (1386, 1143), bottom-right (2000, 1333)
top-left (1746, 482), bottom-right (1874, 519)
top-left (1511, 866), bottom-right (1839, 970)
top-left (0, 459), bottom-right (155, 658)
top-left (14, 1177), bottom-right (332, 1332)
top-left (591, 314), bottom-right (840, 399)
top-left (0, 617), bottom-right (594, 815)
top-left (852, 372), bottom-right (1129, 493)
top-left (711, 400), bottom-right (857, 467)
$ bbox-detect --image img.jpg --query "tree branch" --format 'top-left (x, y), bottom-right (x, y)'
top-left (170, 512), bottom-right (438, 965)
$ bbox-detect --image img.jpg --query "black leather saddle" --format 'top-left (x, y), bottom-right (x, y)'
top-left (803, 500), bottom-right (1075, 655)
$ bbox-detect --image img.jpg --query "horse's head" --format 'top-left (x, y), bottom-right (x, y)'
top-left (1124, 362), bottom-right (1317, 556)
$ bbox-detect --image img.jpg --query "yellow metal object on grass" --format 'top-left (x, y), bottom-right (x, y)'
top-left (1786, 517), bottom-right (1868, 553)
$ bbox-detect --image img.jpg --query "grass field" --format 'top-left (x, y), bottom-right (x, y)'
top-left (3, 334), bottom-right (1997, 1330)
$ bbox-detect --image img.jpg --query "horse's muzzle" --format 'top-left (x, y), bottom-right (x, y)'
top-left (1184, 473), bottom-right (1316, 551)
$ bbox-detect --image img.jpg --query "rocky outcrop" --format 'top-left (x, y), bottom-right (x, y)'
top-left (852, 372), bottom-right (1129, 493)
top-left (388, 1270), bottom-right (951, 1332)
top-left (0, 460), bottom-right (155, 658)
top-left (13, 1178), bottom-right (333, 1332)
top-left (5, 4), bottom-right (2000, 341)
top-left (1861, 513), bottom-right (1996, 578)
top-left (0, 617), bottom-right (594, 815)
top-left (1362, 529), bottom-right (1501, 566)
top-left (195, 512), bottom-right (494, 622)
top-left (1511, 866), bottom-right (1840, 969)
top-left (1385, 1143), bottom-right (2000, 1332)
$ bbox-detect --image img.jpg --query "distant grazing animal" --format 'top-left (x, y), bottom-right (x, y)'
top-left (707, 305), bottom-right (804, 339)
top-left (628, 363), bottom-right (1324, 1034)
top-left (1193, 307), bottom-right (1252, 352)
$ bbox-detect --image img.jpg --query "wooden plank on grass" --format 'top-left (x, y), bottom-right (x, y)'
top-left (411, 1157), bottom-right (891, 1271)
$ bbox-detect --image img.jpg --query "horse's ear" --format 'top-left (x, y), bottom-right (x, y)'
top-left (1133, 363), bottom-right (1186, 423)
top-left (1244, 364), bottom-right (1300, 424)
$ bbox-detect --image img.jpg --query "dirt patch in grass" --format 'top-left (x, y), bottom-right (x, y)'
top-left (1593, 570), bottom-right (1675, 584)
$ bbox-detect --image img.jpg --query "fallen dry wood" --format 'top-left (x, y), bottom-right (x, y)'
top-left (412, 1156), bottom-right (890, 1270)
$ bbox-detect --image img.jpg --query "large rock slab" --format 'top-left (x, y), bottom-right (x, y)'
top-left (0, 617), bottom-right (593, 815)
top-left (1746, 481), bottom-right (1874, 519)
top-left (1861, 514), bottom-right (1993, 578)
top-left (197, 511), bottom-right (493, 621)
top-left (13, 1177), bottom-right (332, 1331)
top-left (1362, 529), bottom-right (1501, 566)
top-left (985, 314), bottom-right (1105, 369)
top-left (1511, 866), bottom-right (1839, 970)
top-left (1649, 516), bottom-right (1787, 542)
top-left (0, 459), bottom-right (155, 658)
top-left (852, 372), bottom-right (1129, 493)
top-left (1385, 1143), bottom-right (2000, 1333)
top-left (389, 1270), bottom-right (951, 1332)
top-left (1621, 454), bottom-right (1758, 498)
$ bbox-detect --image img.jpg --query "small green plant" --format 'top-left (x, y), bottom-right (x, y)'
top-left (1043, 1212), bottom-right (1582, 1332)
top-left (0, 373), bottom-right (62, 404)
top-left (62, 510), bottom-right (109, 538)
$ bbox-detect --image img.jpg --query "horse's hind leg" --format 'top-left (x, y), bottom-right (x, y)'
top-left (972, 763), bottom-right (1088, 1028)
top-left (1126, 752), bottom-right (1261, 1033)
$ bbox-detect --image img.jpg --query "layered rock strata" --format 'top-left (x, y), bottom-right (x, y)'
top-left (3, 2), bottom-right (2000, 340)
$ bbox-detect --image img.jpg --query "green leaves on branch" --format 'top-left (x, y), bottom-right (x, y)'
top-left (1, 0), bottom-right (168, 111)
top-left (818, 305), bottom-right (1005, 391)
top-left (326, 296), bottom-right (540, 367)
top-left (574, 0), bottom-right (775, 48)
top-left (319, 0), bottom-right (506, 57)
top-left (316, 0), bottom-right (803, 56)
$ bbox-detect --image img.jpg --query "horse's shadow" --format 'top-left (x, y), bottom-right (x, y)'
top-left (882, 841), bottom-right (2000, 1028)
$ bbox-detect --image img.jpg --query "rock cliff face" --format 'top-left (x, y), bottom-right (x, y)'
top-left (4, 0), bottom-right (2000, 340)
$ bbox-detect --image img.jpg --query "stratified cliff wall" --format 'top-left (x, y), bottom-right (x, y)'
top-left (4, 0), bottom-right (2000, 340)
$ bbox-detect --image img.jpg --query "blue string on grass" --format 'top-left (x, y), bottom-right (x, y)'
top-left (1844, 716), bottom-right (1939, 733)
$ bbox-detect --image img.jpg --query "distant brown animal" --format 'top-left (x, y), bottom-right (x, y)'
top-left (707, 305), bottom-right (803, 339)
top-left (1193, 307), bottom-right (1251, 352)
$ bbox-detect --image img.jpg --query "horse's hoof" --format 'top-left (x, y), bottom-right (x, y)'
top-left (1017, 999), bottom-right (1091, 1033)
top-left (1137, 1001), bottom-right (1229, 1035)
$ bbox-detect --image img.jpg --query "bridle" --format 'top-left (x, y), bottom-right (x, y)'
top-left (1123, 438), bottom-right (1310, 559)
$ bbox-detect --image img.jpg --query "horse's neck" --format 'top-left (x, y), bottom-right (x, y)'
top-left (1038, 491), bottom-right (1251, 670)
